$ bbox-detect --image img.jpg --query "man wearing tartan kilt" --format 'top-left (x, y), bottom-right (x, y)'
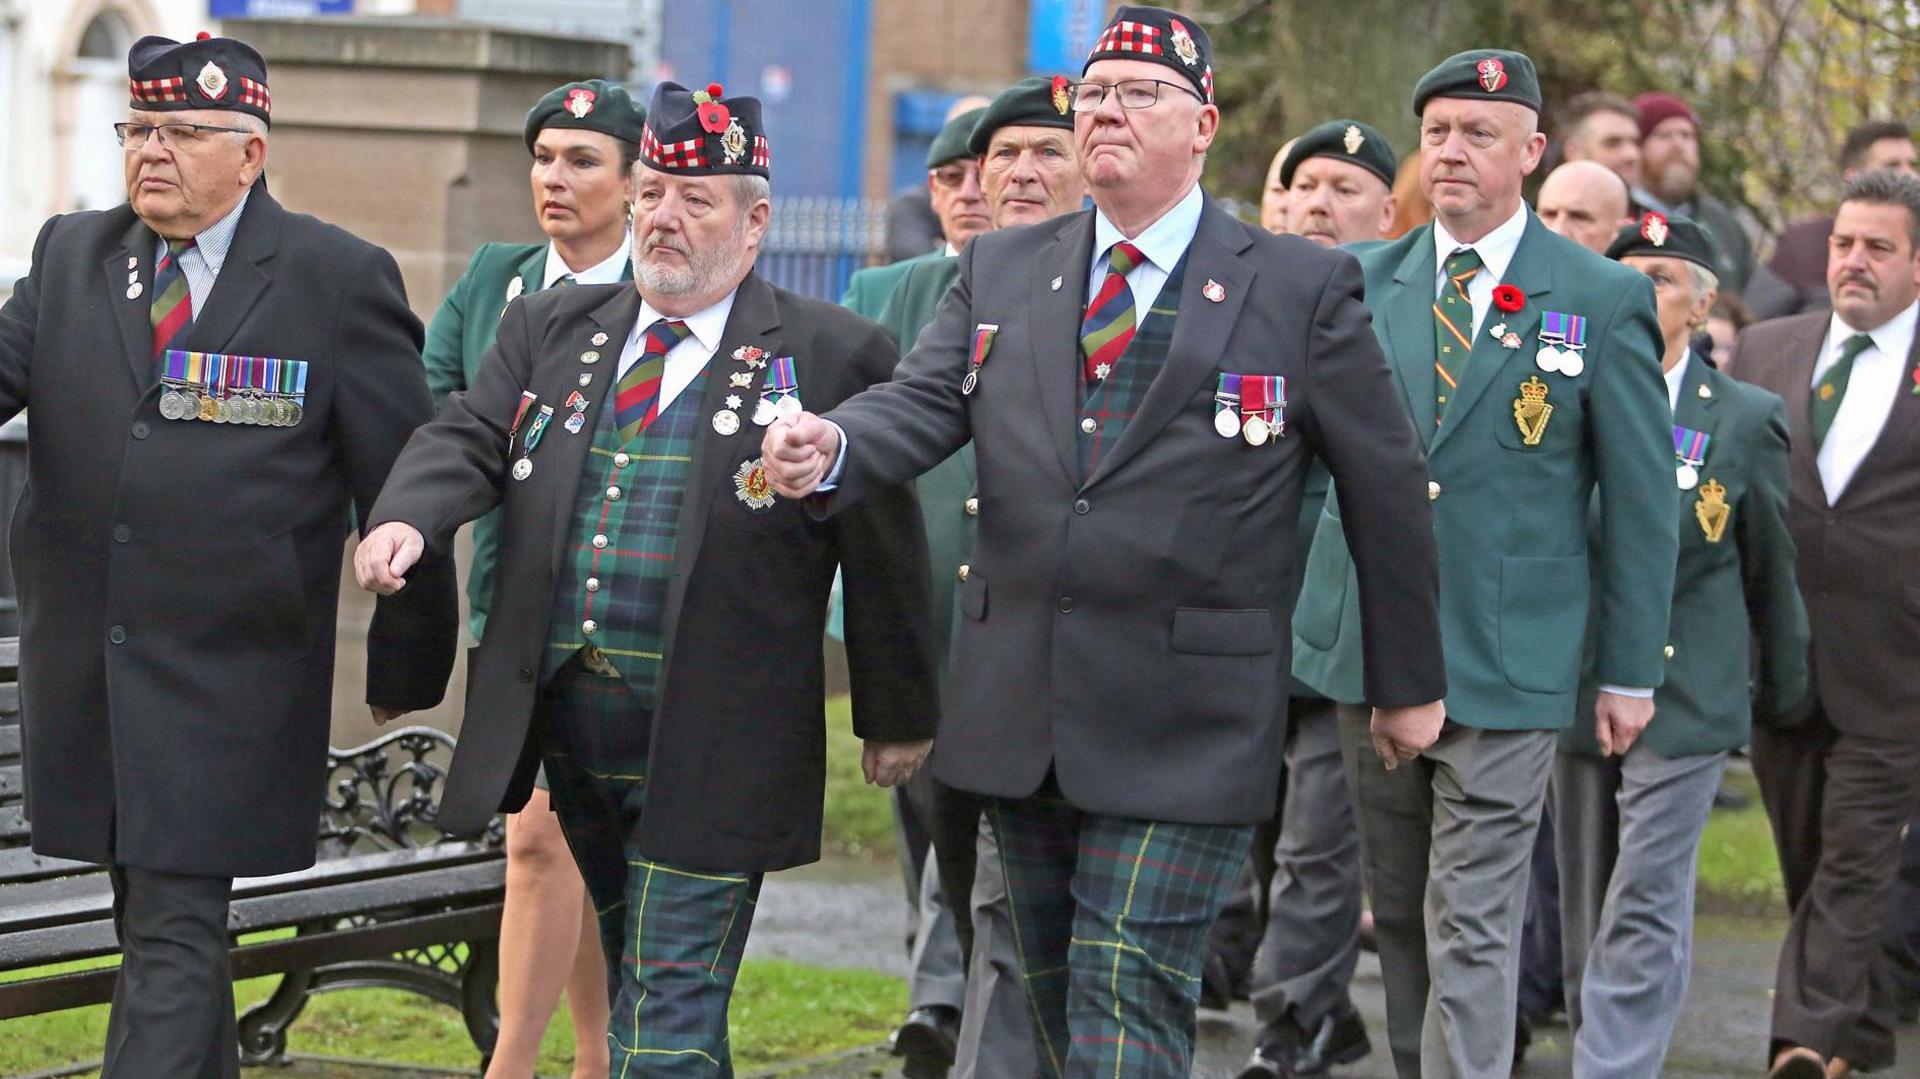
top-left (763, 7), bottom-right (1448, 1076)
top-left (357, 81), bottom-right (939, 1078)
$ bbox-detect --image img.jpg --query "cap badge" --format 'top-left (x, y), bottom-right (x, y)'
top-left (694, 83), bottom-right (731, 135)
top-left (1169, 20), bottom-right (1200, 67)
top-left (1343, 124), bottom-right (1365, 155)
top-left (721, 115), bottom-right (748, 165)
top-left (565, 88), bottom-right (597, 118)
top-left (1051, 75), bottom-right (1071, 116)
top-left (196, 61), bottom-right (228, 100)
top-left (1641, 211), bottom-right (1670, 247)
top-left (1477, 57), bottom-right (1508, 93)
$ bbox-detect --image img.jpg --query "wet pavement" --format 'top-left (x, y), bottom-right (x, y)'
top-left (747, 862), bottom-right (1920, 1078)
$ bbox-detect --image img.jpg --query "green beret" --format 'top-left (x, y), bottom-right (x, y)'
top-left (967, 76), bottom-right (1075, 156)
top-left (1411, 49), bottom-right (1541, 116)
top-left (524, 79), bottom-right (647, 154)
top-left (928, 108), bottom-right (986, 169)
top-left (1280, 120), bottom-right (1397, 190)
top-left (1604, 211), bottom-right (1720, 272)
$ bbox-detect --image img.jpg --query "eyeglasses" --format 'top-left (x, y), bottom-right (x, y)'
top-left (113, 122), bottom-right (252, 150)
top-left (930, 162), bottom-right (981, 189)
top-left (1065, 78), bottom-right (1202, 112)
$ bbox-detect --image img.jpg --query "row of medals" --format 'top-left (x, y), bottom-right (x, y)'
top-left (1213, 401), bottom-right (1282, 445)
top-left (714, 391), bottom-right (799, 436)
top-left (159, 387), bottom-right (303, 426)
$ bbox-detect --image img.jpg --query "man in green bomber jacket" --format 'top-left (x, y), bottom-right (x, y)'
top-left (1554, 212), bottom-right (1808, 1079)
top-left (1289, 49), bottom-right (1677, 1078)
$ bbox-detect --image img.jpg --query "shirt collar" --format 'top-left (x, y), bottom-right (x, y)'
top-left (543, 231), bottom-right (633, 289)
top-left (634, 286), bottom-right (738, 355)
top-left (1091, 182), bottom-right (1205, 274)
top-left (158, 189), bottom-right (251, 274)
top-left (1829, 298), bottom-right (1919, 361)
top-left (1664, 350), bottom-right (1691, 413)
top-left (943, 242), bottom-right (959, 257)
top-left (1431, 201), bottom-right (1529, 284)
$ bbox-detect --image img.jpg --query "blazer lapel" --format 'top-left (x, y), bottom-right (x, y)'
top-left (1779, 318), bottom-right (1828, 497)
top-left (1087, 199), bottom-right (1252, 487)
top-left (1837, 329), bottom-right (1920, 507)
top-left (1432, 215), bottom-right (1553, 454)
top-left (1674, 352), bottom-right (1720, 468)
top-left (1381, 233), bottom-right (1439, 444)
top-left (183, 185), bottom-right (279, 356)
top-left (1029, 212), bottom-right (1096, 483)
top-left (543, 287), bottom-right (641, 581)
top-left (104, 214), bottom-right (158, 390)
top-left (515, 246), bottom-right (546, 302)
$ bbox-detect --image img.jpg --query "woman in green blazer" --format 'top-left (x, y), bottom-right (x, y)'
top-left (424, 79), bottom-right (644, 1079)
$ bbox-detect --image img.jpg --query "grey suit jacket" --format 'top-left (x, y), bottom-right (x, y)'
top-left (811, 195), bottom-right (1446, 825)
top-left (1734, 309), bottom-right (1920, 740)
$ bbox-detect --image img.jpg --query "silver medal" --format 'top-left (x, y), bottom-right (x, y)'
top-left (512, 457), bottom-right (534, 481)
top-left (126, 281), bottom-right (144, 300)
top-left (778, 394), bottom-right (802, 418)
top-left (961, 370), bottom-right (979, 396)
top-left (1558, 350), bottom-right (1585, 378)
top-left (1214, 409), bottom-right (1240, 438)
top-left (1535, 345), bottom-right (1562, 373)
top-left (752, 397), bottom-right (779, 426)
top-left (1676, 463), bottom-right (1698, 490)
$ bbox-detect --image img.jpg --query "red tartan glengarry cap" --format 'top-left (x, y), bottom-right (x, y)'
top-left (640, 81), bottom-right (770, 179)
top-left (1083, 5), bottom-right (1214, 105)
top-left (127, 33), bottom-right (270, 125)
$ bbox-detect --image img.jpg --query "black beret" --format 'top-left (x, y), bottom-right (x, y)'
top-left (928, 108), bottom-right (987, 169)
top-left (127, 33), bottom-right (271, 125)
top-left (1604, 211), bottom-right (1720, 272)
top-left (1083, 5), bottom-right (1214, 105)
top-left (966, 79), bottom-right (1075, 156)
top-left (524, 79), bottom-right (646, 154)
top-left (1411, 49), bottom-right (1541, 117)
top-left (1280, 119), bottom-right (1397, 190)
top-left (640, 81), bottom-right (769, 179)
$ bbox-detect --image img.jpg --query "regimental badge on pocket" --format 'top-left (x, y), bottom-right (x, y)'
top-left (1513, 375), bottom-right (1553, 446)
top-left (1695, 478), bottom-right (1730, 543)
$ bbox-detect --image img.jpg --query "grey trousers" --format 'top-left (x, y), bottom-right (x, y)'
top-left (102, 865), bottom-right (240, 1079)
top-left (909, 852), bottom-right (968, 1011)
top-left (1337, 706), bottom-right (1555, 1079)
top-left (1251, 698), bottom-right (1363, 1030)
top-left (953, 815), bottom-right (1043, 1078)
top-left (1553, 744), bottom-right (1728, 1079)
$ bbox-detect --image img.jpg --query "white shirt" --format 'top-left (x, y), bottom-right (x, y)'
top-left (1812, 300), bottom-right (1917, 502)
top-left (542, 231), bottom-right (632, 289)
top-left (618, 287), bottom-right (739, 413)
top-left (1088, 181), bottom-right (1204, 321)
top-left (1664, 350), bottom-right (1690, 414)
top-left (1431, 202), bottom-right (1530, 339)
top-left (153, 190), bottom-right (250, 314)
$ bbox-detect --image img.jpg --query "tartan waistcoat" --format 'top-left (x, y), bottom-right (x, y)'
top-left (543, 365), bottom-right (712, 712)
top-left (1077, 255), bottom-right (1189, 478)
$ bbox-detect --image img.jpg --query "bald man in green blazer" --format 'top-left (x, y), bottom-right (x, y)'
top-left (1289, 51), bottom-right (1675, 1077)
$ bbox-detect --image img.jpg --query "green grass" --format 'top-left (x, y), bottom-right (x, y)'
top-left (820, 695), bottom-right (900, 862)
top-left (0, 952), bottom-right (903, 1077)
top-left (1694, 765), bottom-right (1785, 910)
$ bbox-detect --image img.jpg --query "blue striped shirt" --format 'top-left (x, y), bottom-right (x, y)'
top-left (152, 190), bottom-right (250, 313)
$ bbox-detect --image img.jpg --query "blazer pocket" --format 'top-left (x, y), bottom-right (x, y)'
top-left (1498, 554), bottom-right (1588, 693)
top-left (1293, 510), bottom-right (1349, 651)
top-left (959, 571), bottom-right (987, 621)
top-left (1172, 608), bottom-right (1275, 656)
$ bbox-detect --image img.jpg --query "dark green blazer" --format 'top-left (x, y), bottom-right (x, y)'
top-left (1293, 211), bottom-right (1676, 730)
top-left (840, 250), bottom-right (947, 323)
top-left (1565, 355), bottom-right (1809, 758)
top-left (423, 241), bottom-right (630, 638)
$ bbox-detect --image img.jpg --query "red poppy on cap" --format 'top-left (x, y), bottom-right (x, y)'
top-left (695, 82), bottom-right (730, 134)
top-left (1492, 284), bottom-right (1526, 313)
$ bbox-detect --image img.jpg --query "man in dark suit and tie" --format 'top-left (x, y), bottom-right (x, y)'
top-left (762, 8), bottom-right (1448, 1076)
top-left (0, 33), bottom-right (458, 1078)
top-left (355, 80), bottom-right (939, 1077)
top-left (1733, 168), bottom-right (1920, 1079)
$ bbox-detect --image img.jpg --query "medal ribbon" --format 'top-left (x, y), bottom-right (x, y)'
top-left (509, 390), bottom-right (538, 439)
top-left (1270, 375), bottom-right (1288, 434)
top-left (1241, 375), bottom-right (1270, 423)
top-left (523, 405), bottom-right (555, 455)
top-left (1561, 313), bottom-right (1587, 349)
top-left (765, 356), bottom-right (799, 395)
top-left (1673, 425), bottom-right (1710, 465)
top-left (1215, 373), bottom-right (1242, 407)
top-left (970, 325), bottom-right (998, 373)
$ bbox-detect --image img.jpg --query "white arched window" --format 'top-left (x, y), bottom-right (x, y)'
top-left (67, 9), bottom-right (136, 212)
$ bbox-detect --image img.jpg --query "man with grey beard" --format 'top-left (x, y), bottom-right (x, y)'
top-left (354, 80), bottom-right (939, 1076)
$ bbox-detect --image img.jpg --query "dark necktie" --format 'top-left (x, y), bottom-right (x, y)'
top-left (1810, 332), bottom-right (1874, 449)
top-left (1432, 247), bottom-right (1483, 419)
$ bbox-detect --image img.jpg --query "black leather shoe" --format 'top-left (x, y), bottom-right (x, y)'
top-left (1293, 1007), bottom-right (1371, 1075)
top-left (1511, 1012), bottom-right (1532, 1074)
top-left (891, 1006), bottom-right (959, 1068)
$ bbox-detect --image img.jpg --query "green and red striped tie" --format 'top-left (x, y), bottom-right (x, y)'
top-left (150, 238), bottom-right (195, 359)
top-left (1432, 247), bottom-right (1482, 419)
top-left (1081, 241), bottom-right (1144, 383)
top-left (613, 318), bottom-right (692, 444)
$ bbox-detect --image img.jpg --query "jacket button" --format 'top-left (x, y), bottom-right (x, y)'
top-left (1073, 498), bottom-right (1090, 515)
top-left (131, 421), bottom-right (150, 439)
top-left (586, 577), bottom-right (601, 592)
top-left (957, 563), bottom-right (970, 582)
top-left (113, 525), bottom-right (132, 543)
top-left (1080, 417), bottom-right (1097, 434)
top-left (606, 485), bottom-right (622, 501)
top-left (592, 534), bottom-right (609, 549)
top-left (1428, 481), bottom-right (1441, 501)
top-left (613, 452), bottom-right (631, 468)
top-left (518, 668), bottom-right (534, 683)
top-left (582, 619), bottom-right (599, 636)
top-left (1664, 644), bottom-right (1675, 659)
top-left (964, 497), bottom-right (979, 516)
top-left (109, 626), bottom-right (127, 644)
top-left (1058, 596), bottom-right (1074, 613)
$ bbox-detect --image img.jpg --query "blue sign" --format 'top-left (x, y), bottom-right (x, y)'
top-left (210, 0), bottom-right (353, 16)
top-left (1028, 0), bottom-right (1106, 75)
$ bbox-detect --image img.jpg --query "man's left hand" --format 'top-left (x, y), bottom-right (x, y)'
top-left (371, 706), bottom-right (409, 726)
top-left (862, 738), bottom-right (932, 787)
top-left (1594, 691), bottom-right (1655, 757)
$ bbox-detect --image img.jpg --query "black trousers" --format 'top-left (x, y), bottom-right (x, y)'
top-left (1753, 707), bottom-right (1920, 1071)
top-left (103, 864), bottom-right (239, 1079)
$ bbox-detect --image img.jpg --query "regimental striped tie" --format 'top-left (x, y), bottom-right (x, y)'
top-left (1432, 246), bottom-right (1483, 420)
top-left (1081, 241), bottom-right (1145, 384)
top-left (1810, 332), bottom-right (1874, 450)
top-left (613, 318), bottom-right (692, 444)
top-left (150, 238), bottom-right (196, 360)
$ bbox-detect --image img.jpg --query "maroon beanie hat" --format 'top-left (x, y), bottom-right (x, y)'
top-left (1633, 91), bottom-right (1697, 140)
